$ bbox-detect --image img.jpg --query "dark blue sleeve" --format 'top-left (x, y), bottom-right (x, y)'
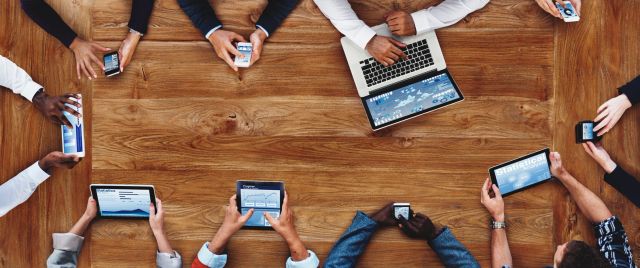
top-left (428, 227), bottom-right (481, 268)
top-left (255, 0), bottom-right (299, 35)
top-left (323, 211), bottom-right (378, 268)
top-left (618, 75), bottom-right (640, 105)
top-left (604, 166), bottom-right (640, 208)
top-left (177, 0), bottom-right (222, 37)
top-left (128, 0), bottom-right (155, 34)
top-left (20, 0), bottom-right (77, 47)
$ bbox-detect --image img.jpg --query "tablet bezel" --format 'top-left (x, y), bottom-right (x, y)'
top-left (361, 69), bottom-right (464, 130)
top-left (236, 180), bottom-right (285, 230)
top-left (90, 184), bottom-right (157, 219)
top-left (489, 148), bottom-right (551, 197)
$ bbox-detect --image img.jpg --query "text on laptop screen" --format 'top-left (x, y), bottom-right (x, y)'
top-left (494, 152), bottom-right (551, 195)
top-left (365, 72), bottom-right (461, 127)
top-left (96, 188), bottom-right (151, 218)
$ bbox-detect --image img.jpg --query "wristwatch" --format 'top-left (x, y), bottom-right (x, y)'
top-left (490, 220), bottom-right (507, 229)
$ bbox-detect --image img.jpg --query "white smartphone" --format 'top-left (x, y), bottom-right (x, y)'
top-left (61, 94), bottom-right (85, 157)
top-left (556, 1), bottom-right (580, 22)
top-left (234, 42), bottom-right (252, 68)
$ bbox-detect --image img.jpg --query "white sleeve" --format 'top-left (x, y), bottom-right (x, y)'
top-left (0, 162), bottom-right (50, 217)
top-left (411, 0), bottom-right (490, 34)
top-left (0, 55), bottom-right (44, 102)
top-left (313, 0), bottom-right (376, 50)
top-left (285, 250), bottom-right (320, 268)
top-left (156, 250), bottom-right (182, 268)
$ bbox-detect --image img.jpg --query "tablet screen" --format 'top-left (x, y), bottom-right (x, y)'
top-left (363, 71), bottom-right (463, 128)
top-left (95, 188), bottom-right (153, 218)
top-left (238, 183), bottom-right (282, 227)
top-left (492, 150), bottom-right (551, 195)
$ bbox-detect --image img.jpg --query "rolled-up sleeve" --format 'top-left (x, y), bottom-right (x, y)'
top-left (157, 250), bottom-right (182, 268)
top-left (286, 250), bottom-right (320, 268)
top-left (46, 233), bottom-right (85, 268)
top-left (0, 55), bottom-right (44, 102)
top-left (411, 0), bottom-right (490, 35)
top-left (192, 242), bottom-right (227, 268)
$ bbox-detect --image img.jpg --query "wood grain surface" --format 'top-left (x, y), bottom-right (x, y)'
top-left (0, 0), bottom-right (637, 267)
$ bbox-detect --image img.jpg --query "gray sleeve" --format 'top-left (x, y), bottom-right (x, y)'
top-left (46, 233), bottom-right (84, 268)
top-left (156, 250), bottom-right (182, 268)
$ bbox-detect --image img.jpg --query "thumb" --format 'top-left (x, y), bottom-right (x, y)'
top-left (491, 184), bottom-right (503, 200)
top-left (240, 208), bottom-right (254, 223)
top-left (397, 214), bottom-right (409, 227)
top-left (263, 211), bottom-right (276, 225)
top-left (149, 203), bottom-right (156, 219)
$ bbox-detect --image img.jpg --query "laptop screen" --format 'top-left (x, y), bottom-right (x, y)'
top-left (361, 70), bottom-right (463, 129)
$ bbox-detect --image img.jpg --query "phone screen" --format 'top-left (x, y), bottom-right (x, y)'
top-left (582, 122), bottom-right (594, 140)
top-left (235, 43), bottom-right (252, 66)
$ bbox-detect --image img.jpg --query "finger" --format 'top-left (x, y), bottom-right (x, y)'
top-left (64, 93), bottom-right (81, 99)
top-left (263, 211), bottom-right (277, 226)
top-left (76, 62), bottom-right (81, 80)
top-left (149, 203), bottom-right (156, 219)
top-left (594, 117), bottom-right (611, 134)
top-left (64, 106), bottom-right (82, 118)
top-left (596, 101), bottom-right (609, 113)
top-left (239, 208), bottom-right (254, 223)
top-left (599, 124), bottom-right (613, 136)
top-left (156, 198), bottom-right (163, 214)
top-left (229, 194), bottom-right (237, 207)
top-left (231, 33), bottom-right (247, 43)
top-left (390, 45), bottom-right (408, 60)
top-left (491, 184), bottom-right (503, 200)
top-left (89, 53), bottom-right (104, 73)
top-left (61, 97), bottom-right (82, 108)
top-left (582, 142), bottom-right (593, 156)
top-left (593, 109), bottom-right (609, 125)
top-left (388, 38), bottom-right (406, 48)
top-left (283, 191), bottom-right (289, 210)
top-left (82, 59), bottom-right (96, 80)
top-left (546, 0), bottom-right (562, 18)
top-left (554, 0), bottom-right (566, 8)
top-left (386, 51), bottom-right (400, 61)
top-left (225, 42), bottom-right (243, 58)
top-left (586, 141), bottom-right (598, 153)
top-left (118, 49), bottom-right (124, 72)
top-left (219, 50), bottom-right (238, 72)
top-left (481, 178), bottom-right (491, 201)
top-left (92, 42), bottom-right (111, 52)
top-left (572, 0), bottom-right (581, 15)
top-left (61, 116), bottom-right (73, 128)
top-left (398, 214), bottom-right (410, 227)
top-left (383, 57), bottom-right (396, 66)
top-left (79, 61), bottom-right (91, 80)
top-left (388, 24), bottom-right (401, 32)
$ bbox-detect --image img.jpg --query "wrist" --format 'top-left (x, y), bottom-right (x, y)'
top-left (603, 159), bottom-right (617, 174)
top-left (618, 94), bottom-right (633, 109)
top-left (81, 213), bottom-right (95, 222)
top-left (492, 214), bottom-right (505, 222)
top-left (254, 29), bottom-right (267, 41)
top-left (126, 31), bottom-right (142, 43)
top-left (69, 37), bottom-right (81, 50)
top-left (38, 158), bottom-right (52, 172)
top-left (282, 230), bottom-right (302, 246)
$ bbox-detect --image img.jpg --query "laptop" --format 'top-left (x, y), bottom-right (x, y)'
top-left (341, 24), bottom-right (464, 130)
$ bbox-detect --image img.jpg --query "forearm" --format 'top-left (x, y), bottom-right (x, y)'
top-left (20, 0), bottom-right (78, 47)
top-left (128, 0), bottom-right (154, 34)
top-left (283, 233), bottom-right (309, 261)
top-left (324, 211), bottom-right (378, 266)
top-left (557, 172), bottom-right (613, 223)
top-left (68, 214), bottom-right (94, 236)
top-left (491, 229), bottom-right (512, 268)
top-left (153, 230), bottom-right (174, 254)
top-left (604, 166), bottom-right (640, 208)
top-left (256, 0), bottom-right (298, 35)
top-left (412, 0), bottom-right (489, 34)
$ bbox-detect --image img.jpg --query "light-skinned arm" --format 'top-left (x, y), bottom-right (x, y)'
top-left (481, 178), bottom-right (512, 268)
top-left (264, 192), bottom-right (309, 261)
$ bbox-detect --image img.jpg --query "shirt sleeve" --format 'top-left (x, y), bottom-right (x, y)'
top-left (618, 75), bottom-right (640, 105)
top-left (594, 216), bottom-right (637, 268)
top-left (191, 242), bottom-right (227, 268)
top-left (411, 0), bottom-right (490, 35)
top-left (156, 250), bottom-right (182, 268)
top-left (46, 233), bottom-right (84, 268)
top-left (255, 0), bottom-right (299, 37)
top-left (285, 250), bottom-right (320, 268)
top-left (313, 0), bottom-right (376, 49)
top-left (20, 0), bottom-right (78, 47)
top-left (428, 227), bottom-right (480, 268)
top-left (177, 0), bottom-right (223, 38)
top-left (0, 55), bottom-right (44, 102)
top-left (323, 211), bottom-right (378, 267)
top-left (128, 0), bottom-right (155, 35)
top-left (0, 162), bottom-right (50, 217)
top-left (604, 166), bottom-right (640, 208)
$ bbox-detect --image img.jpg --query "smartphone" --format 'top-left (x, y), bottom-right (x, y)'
top-left (234, 42), bottom-right (252, 68)
top-left (393, 203), bottom-right (411, 220)
top-left (61, 94), bottom-right (85, 157)
top-left (575, 120), bottom-right (601, 143)
top-left (556, 1), bottom-right (580, 22)
top-left (103, 51), bottom-right (120, 77)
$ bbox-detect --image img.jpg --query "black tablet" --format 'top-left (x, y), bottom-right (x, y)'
top-left (90, 184), bottom-right (156, 219)
top-left (489, 148), bottom-right (552, 197)
top-left (236, 180), bottom-right (285, 229)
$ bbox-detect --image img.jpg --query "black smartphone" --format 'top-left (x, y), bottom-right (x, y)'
top-left (103, 51), bottom-right (120, 77)
top-left (575, 120), bottom-right (601, 143)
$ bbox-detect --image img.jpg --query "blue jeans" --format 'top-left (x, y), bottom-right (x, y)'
top-left (324, 211), bottom-right (480, 268)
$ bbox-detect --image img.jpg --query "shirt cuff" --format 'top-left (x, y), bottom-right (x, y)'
top-left (205, 25), bottom-right (223, 39)
top-left (21, 81), bottom-right (43, 102)
top-left (594, 216), bottom-right (624, 238)
top-left (286, 250), bottom-right (320, 268)
top-left (25, 161), bottom-right (50, 184)
top-left (156, 250), bottom-right (182, 268)
top-left (351, 26), bottom-right (377, 50)
top-left (256, 25), bottom-right (270, 38)
top-left (52, 233), bottom-right (84, 252)
top-left (197, 242), bottom-right (228, 268)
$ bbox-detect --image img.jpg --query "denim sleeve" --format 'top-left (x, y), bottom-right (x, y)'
top-left (428, 227), bottom-right (480, 268)
top-left (323, 211), bottom-right (378, 268)
top-left (594, 216), bottom-right (637, 268)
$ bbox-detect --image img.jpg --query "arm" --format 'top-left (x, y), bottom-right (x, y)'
top-left (177, 0), bottom-right (222, 38)
top-left (255, 0), bottom-right (299, 37)
top-left (46, 197), bottom-right (96, 268)
top-left (593, 216), bottom-right (637, 268)
top-left (429, 228), bottom-right (480, 268)
top-left (312, 0), bottom-right (376, 50)
top-left (20, 0), bottom-right (77, 47)
top-left (0, 55), bottom-right (44, 101)
top-left (604, 166), bottom-right (640, 208)
top-left (323, 211), bottom-right (378, 267)
top-left (550, 152), bottom-right (613, 223)
top-left (0, 162), bottom-right (49, 217)
top-left (149, 199), bottom-right (183, 268)
top-left (618, 75), bottom-right (640, 105)
top-left (480, 178), bottom-right (513, 268)
top-left (410, 0), bottom-right (490, 35)
top-left (128, 0), bottom-right (154, 35)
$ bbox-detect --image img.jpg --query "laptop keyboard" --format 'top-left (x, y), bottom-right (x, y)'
top-left (359, 39), bottom-right (434, 87)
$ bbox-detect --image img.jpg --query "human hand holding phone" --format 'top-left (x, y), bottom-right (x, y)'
top-left (207, 30), bottom-right (246, 72)
top-left (118, 31), bottom-right (142, 72)
top-left (249, 29), bottom-right (267, 66)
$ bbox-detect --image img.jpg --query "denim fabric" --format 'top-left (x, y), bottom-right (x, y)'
top-left (428, 227), bottom-right (480, 268)
top-left (323, 211), bottom-right (378, 268)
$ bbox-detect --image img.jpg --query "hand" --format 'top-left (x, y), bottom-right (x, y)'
top-left (209, 195), bottom-right (253, 254)
top-left (549, 151), bottom-right (568, 178)
top-left (38, 151), bottom-right (80, 173)
top-left (365, 35), bottom-right (407, 66)
top-left (368, 202), bottom-right (397, 226)
top-left (398, 213), bottom-right (437, 241)
top-left (69, 37), bottom-right (111, 80)
top-left (249, 29), bottom-right (267, 66)
top-left (149, 198), bottom-right (165, 233)
top-left (535, 0), bottom-right (581, 19)
top-left (582, 142), bottom-right (617, 173)
top-left (32, 91), bottom-right (82, 127)
top-left (264, 192), bottom-right (298, 240)
top-left (480, 178), bottom-right (505, 222)
top-left (207, 30), bottom-right (247, 72)
top-left (118, 32), bottom-right (142, 72)
top-left (385, 11), bottom-right (416, 36)
top-left (83, 196), bottom-right (98, 220)
top-left (594, 94), bottom-right (632, 136)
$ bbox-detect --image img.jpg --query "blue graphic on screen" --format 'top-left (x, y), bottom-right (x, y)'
top-left (494, 153), bottom-right (551, 195)
top-left (104, 54), bottom-right (118, 72)
top-left (61, 102), bottom-right (83, 154)
top-left (96, 189), bottom-right (151, 217)
top-left (365, 73), bottom-right (460, 126)
top-left (582, 123), bottom-right (594, 140)
top-left (240, 187), bottom-right (281, 227)
top-left (236, 45), bottom-right (252, 64)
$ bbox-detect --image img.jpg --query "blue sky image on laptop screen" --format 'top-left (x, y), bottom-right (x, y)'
top-left (494, 152), bottom-right (551, 195)
top-left (96, 188), bottom-right (151, 217)
top-left (365, 73), bottom-right (461, 127)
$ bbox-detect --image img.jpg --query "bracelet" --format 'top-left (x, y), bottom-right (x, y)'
top-left (490, 220), bottom-right (507, 229)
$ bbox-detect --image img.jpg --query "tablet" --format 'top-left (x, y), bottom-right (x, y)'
top-left (489, 148), bottom-right (552, 197)
top-left (90, 184), bottom-right (156, 219)
top-left (236, 181), bottom-right (285, 229)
